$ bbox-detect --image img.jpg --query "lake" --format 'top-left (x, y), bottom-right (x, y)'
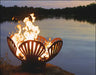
top-left (0, 18), bottom-right (95, 75)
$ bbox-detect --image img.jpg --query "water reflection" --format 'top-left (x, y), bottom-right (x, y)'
top-left (0, 18), bottom-right (95, 75)
top-left (35, 18), bottom-right (95, 41)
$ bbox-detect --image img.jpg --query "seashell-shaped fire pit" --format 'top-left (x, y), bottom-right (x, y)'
top-left (7, 36), bottom-right (63, 72)
top-left (7, 13), bottom-right (63, 72)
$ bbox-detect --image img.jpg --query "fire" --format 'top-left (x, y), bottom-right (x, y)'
top-left (38, 38), bottom-right (52, 61)
top-left (10, 13), bottom-right (50, 60)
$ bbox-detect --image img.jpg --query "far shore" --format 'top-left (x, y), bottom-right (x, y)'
top-left (0, 3), bottom-right (96, 24)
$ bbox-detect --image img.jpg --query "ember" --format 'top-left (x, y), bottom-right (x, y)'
top-left (7, 13), bottom-right (63, 64)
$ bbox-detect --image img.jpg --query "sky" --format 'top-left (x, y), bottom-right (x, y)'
top-left (0, 1), bottom-right (96, 9)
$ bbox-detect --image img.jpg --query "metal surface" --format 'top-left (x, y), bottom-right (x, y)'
top-left (47, 40), bottom-right (63, 62)
top-left (7, 37), bottom-right (17, 58)
top-left (19, 40), bottom-right (46, 62)
top-left (7, 36), bottom-right (63, 63)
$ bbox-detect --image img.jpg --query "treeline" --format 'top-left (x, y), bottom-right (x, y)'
top-left (0, 3), bottom-right (96, 24)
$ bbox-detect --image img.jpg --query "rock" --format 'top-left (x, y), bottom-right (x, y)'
top-left (46, 63), bottom-right (74, 75)
top-left (0, 63), bottom-right (74, 75)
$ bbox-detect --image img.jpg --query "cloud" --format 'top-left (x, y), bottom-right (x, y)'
top-left (1, 1), bottom-right (95, 9)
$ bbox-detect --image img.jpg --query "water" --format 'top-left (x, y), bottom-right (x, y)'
top-left (0, 18), bottom-right (95, 75)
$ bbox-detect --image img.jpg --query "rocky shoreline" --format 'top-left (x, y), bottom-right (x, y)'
top-left (0, 63), bottom-right (74, 75)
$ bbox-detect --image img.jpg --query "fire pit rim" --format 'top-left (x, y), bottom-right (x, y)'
top-left (7, 36), bottom-right (63, 63)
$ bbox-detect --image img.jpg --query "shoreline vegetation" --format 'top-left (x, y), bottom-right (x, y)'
top-left (0, 3), bottom-right (96, 24)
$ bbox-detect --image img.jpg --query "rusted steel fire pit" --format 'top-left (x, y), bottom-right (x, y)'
top-left (7, 13), bottom-right (63, 72)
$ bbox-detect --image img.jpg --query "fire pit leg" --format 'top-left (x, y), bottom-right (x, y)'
top-left (41, 62), bottom-right (46, 73)
top-left (21, 61), bottom-right (46, 73)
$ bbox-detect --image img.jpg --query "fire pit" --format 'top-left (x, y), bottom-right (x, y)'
top-left (7, 13), bottom-right (63, 72)
top-left (7, 36), bottom-right (63, 62)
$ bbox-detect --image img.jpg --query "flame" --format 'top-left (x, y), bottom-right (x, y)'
top-left (10, 13), bottom-right (50, 61)
top-left (12, 17), bottom-right (14, 20)
top-left (38, 38), bottom-right (52, 61)
top-left (10, 13), bottom-right (40, 60)
top-left (23, 14), bottom-right (40, 41)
